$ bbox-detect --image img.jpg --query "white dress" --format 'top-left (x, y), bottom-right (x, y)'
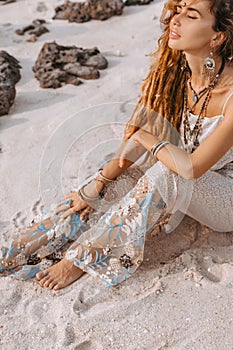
top-left (146, 91), bottom-right (233, 233)
top-left (1, 93), bottom-right (233, 286)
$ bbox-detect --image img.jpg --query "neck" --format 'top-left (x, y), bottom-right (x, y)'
top-left (185, 52), bottom-right (223, 89)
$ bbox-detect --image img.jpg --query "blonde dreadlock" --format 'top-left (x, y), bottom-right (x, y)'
top-left (124, 0), bottom-right (233, 142)
top-left (124, 0), bottom-right (186, 142)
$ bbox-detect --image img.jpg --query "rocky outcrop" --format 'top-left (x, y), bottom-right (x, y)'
top-left (53, 0), bottom-right (124, 23)
top-left (33, 42), bottom-right (108, 88)
top-left (123, 0), bottom-right (153, 5)
top-left (0, 51), bottom-right (21, 116)
top-left (15, 19), bottom-right (49, 42)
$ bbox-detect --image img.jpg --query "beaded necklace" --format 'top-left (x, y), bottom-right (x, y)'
top-left (188, 79), bottom-right (208, 103)
top-left (183, 59), bottom-right (225, 153)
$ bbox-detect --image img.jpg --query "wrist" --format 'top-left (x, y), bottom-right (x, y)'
top-left (85, 180), bottom-right (104, 197)
top-left (97, 168), bottom-right (116, 184)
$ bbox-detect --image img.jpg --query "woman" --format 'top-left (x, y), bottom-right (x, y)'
top-left (1, 0), bottom-right (233, 290)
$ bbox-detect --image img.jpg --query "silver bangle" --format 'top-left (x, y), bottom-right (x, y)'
top-left (78, 186), bottom-right (100, 202)
top-left (98, 169), bottom-right (115, 183)
top-left (151, 141), bottom-right (170, 159)
top-left (93, 178), bottom-right (105, 185)
top-left (150, 141), bottom-right (163, 156)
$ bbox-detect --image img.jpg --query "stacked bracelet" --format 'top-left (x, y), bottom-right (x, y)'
top-left (93, 178), bottom-right (105, 185)
top-left (78, 185), bottom-right (100, 202)
top-left (97, 169), bottom-right (115, 183)
top-left (150, 141), bottom-right (170, 159)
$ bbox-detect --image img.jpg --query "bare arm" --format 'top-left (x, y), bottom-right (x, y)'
top-left (130, 99), bottom-right (233, 179)
top-left (58, 140), bottom-right (146, 218)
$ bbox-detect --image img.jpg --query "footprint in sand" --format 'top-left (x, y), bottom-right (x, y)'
top-left (72, 290), bottom-right (91, 318)
top-left (12, 198), bottom-right (45, 229)
top-left (197, 255), bottom-right (223, 282)
top-left (31, 198), bottom-right (44, 217)
top-left (0, 284), bottom-right (23, 315)
top-left (196, 231), bottom-right (233, 283)
top-left (63, 323), bottom-right (76, 347)
top-left (72, 286), bottom-right (113, 319)
top-left (74, 340), bottom-right (103, 350)
top-left (12, 211), bottom-right (26, 228)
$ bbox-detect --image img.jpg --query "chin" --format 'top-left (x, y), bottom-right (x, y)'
top-left (168, 40), bottom-right (183, 51)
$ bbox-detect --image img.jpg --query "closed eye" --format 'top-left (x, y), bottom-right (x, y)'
top-left (187, 14), bottom-right (198, 19)
top-left (174, 5), bottom-right (200, 19)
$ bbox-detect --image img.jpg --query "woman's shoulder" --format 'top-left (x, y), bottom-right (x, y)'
top-left (221, 88), bottom-right (233, 119)
top-left (216, 65), bottom-right (233, 116)
top-left (220, 64), bottom-right (233, 90)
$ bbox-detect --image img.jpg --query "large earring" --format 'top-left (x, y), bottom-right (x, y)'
top-left (203, 51), bottom-right (216, 80)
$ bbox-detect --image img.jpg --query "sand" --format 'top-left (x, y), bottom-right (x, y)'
top-left (0, 1), bottom-right (233, 349)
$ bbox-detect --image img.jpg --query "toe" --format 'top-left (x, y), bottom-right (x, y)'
top-left (43, 277), bottom-right (54, 288)
top-left (36, 270), bottom-right (48, 281)
top-left (39, 275), bottom-right (50, 287)
top-left (53, 282), bottom-right (62, 291)
top-left (48, 280), bottom-right (57, 290)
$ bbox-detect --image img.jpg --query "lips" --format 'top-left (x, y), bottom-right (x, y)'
top-left (169, 30), bottom-right (181, 39)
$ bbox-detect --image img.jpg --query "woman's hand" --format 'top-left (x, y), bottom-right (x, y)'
top-left (56, 191), bottom-right (92, 220)
top-left (56, 178), bottom-right (105, 220)
top-left (118, 130), bottom-right (147, 168)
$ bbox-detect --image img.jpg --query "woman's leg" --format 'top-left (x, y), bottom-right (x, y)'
top-left (1, 218), bottom-right (54, 271)
top-left (1, 167), bottom-right (143, 282)
top-left (37, 171), bottom-right (167, 290)
top-left (37, 163), bottom-right (233, 290)
top-left (0, 210), bottom-right (90, 279)
top-left (186, 170), bottom-right (233, 232)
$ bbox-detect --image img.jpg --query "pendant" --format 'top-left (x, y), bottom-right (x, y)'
top-left (192, 93), bottom-right (198, 103)
top-left (191, 139), bottom-right (200, 153)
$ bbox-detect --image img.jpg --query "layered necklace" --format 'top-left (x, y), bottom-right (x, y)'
top-left (183, 59), bottom-right (225, 153)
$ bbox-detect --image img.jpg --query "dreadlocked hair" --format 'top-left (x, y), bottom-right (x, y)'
top-left (124, 0), bottom-right (186, 142)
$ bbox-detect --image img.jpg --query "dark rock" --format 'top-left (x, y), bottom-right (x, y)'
top-left (0, 51), bottom-right (21, 85)
top-left (84, 54), bottom-right (109, 69)
top-left (33, 42), bottom-right (108, 89)
top-left (53, 0), bottom-right (124, 23)
top-left (15, 19), bottom-right (49, 42)
top-left (0, 0), bottom-right (16, 4)
top-left (63, 64), bottom-right (100, 79)
top-left (0, 84), bottom-right (16, 116)
top-left (123, 0), bottom-right (153, 5)
top-left (0, 51), bottom-right (21, 116)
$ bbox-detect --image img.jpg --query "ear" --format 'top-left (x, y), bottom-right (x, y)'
top-left (211, 32), bottom-right (226, 49)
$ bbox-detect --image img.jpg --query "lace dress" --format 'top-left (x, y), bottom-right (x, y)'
top-left (1, 93), bottom-right (233, 286)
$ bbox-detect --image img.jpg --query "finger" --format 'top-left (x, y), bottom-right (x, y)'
top-left (55, 207), bottom-right (64, 214)
top-left (56, 200), bottom-right (73, 214)
top-left (56, 205), bottom-right (67, 214)
top-left (58, 193), bottom-right (75, 203)
top-left (119, 158), bottom-right (126, 168)
top-left (80, 206), bottom-right (93, 220)
top-left (62, 207), bottom-right (77, 219)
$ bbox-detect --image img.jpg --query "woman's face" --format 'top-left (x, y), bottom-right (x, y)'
top-left (168, 0), bottom-right (217, 56)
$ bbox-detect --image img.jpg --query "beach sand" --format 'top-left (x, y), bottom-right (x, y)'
top-left (0, 1), bottom-right (233, 349)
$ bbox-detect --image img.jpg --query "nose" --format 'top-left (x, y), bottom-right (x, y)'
top-left (171, 13), bottom-right (182, 26)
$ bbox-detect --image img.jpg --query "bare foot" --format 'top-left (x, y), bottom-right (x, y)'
top-left (36, 258), bottom-right (84, 290)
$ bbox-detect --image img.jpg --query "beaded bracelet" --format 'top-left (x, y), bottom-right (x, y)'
top-left (150, 141), bottom-right (170, 159)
